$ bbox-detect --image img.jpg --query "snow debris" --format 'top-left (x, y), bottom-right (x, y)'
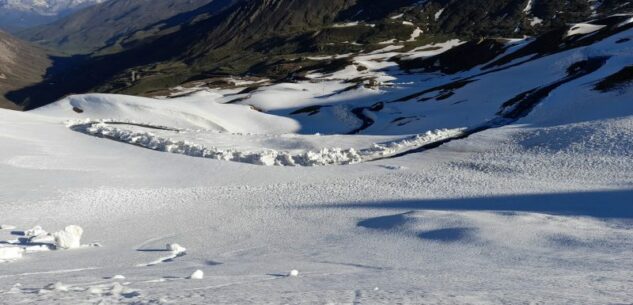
top-left (167, 243), bottom-right (187, 254)
top-left (137, 243), bottom-right (188, 267)
top-left (52, 225), bottom-right (84, 249)
top-left (289, 269), bottom-right (300, 277)
top-left (0, 246), bottom-right (24, 262)
top-left (189, 270), bottom-right (204, 280)
top-left (70, 121), bottom-right (365, 166)
top-left (89, 286), bottom-right (104, 294)
top-left (0, 224), bottom-right (16, 230)
top-left (24, 245), bottom-right (51, 253)
top-left (43, 282), bottom-right (69, 292)
top-left (88, 282), bottom-right (141, 297)
top-left (29, 233), bottom-right (55, 245)
top-left (362, 128), bottom-right (466, 159)
top-left (7, 283), bottom-right (22, 294)
top-left (0, 225), bottom-right (86, 263)
top-left (96, 282), bottom-right (141, 297)
top-left (112, 275), bottom-right (126, 280)
top-left (69, 121), bottom-right (465, 166)
top-left (24, 225), bottom-right (46, 237)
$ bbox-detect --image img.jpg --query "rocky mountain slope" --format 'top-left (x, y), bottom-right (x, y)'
top-left (0, 30), bottom-right (50, 110)
top-left (18, 0), bottom-right (235, 53)
top-left (0, 0), bottom-right (103, 32)
top-left (5, 0), bottom-right (633, 109)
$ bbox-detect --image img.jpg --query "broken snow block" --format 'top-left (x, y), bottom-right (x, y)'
top-left (24, 225), bottom-right (47, 237)
top-left (189, 270), bottom-right (204, 280)
top-left (53, 225), bottom-right (84, 249)
top-left (0, 246), bottom-right (24, 261)
top-left (166, 243), bottom-right (186, 254)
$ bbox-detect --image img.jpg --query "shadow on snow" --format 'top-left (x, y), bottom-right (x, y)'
top-left (315, 189), bottom-right (633, 219)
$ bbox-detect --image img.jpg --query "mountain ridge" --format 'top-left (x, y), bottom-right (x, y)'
top-left (0, 30), bottom-right (49, 110)
top-left (0, 0), bottom-right (104, 32)
top-left (5, 0), bottom-right (633, 109)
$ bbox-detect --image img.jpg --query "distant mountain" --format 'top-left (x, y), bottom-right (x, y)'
top-left (18, 0), bottom-right (234, 53)
top-left (0, 30), bottom-right (49, 109)
top-left (0, 0), bottom-right (103, 14)
top-left (87, 0), bottom-right (633, 93)
top-left (6, 0), bottom-right (633, 109)
top-left (0, 0), bottom-right (104, 32)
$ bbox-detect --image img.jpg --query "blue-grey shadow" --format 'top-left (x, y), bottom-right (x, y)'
top-left (357, 213), bottom-right (410, 230)
top-left (418, 227), bottom-right (476, 242)
top-left (319, 189), bottom-right (633, 219)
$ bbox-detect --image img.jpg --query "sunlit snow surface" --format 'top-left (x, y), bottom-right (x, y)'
top-left (1, 20), bottom-right (633, 304)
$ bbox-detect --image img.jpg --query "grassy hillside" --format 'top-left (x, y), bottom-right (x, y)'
top-left (7, 0), bottom-right (633, 109)
top-left (0, 31), bottom-right (50, 110)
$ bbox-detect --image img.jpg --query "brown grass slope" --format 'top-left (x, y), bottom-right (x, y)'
top-left (0, 31), bottom-right (50, 110)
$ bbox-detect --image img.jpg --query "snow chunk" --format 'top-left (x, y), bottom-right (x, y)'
top-left (167, 243), bottom-right (186, 254)
top-left (71, 121), bottom-right (365, 166)
top-left (52, 225), bottom-right (83, 249)
top-left (29, 234), bottom-right (55, 245)
top-left (0, 246), bottom-right (24, 262)
top-left (24, 225), bottom-right (46, 237)
top-left (189, 270), bottom-right (204, 280)
top-left (0, 224), bottom-right (16, 230)
top-left (8, 283), bottom-right (22, 294)
top-left (288, 269), bottom-right (300, 277)
top-left (89, 286), bottom-right (104, 294)
top-left (43, 282), bottom-right (69, 292)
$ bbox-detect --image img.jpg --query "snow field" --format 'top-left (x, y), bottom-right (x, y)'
top-left (0, 15), bottom-right (632, 305)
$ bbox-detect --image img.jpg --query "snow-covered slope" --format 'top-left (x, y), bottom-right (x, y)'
top-left (1, 15), bottom-right (632, 305)
top-left (27, 16), bottom-right (633, 167)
